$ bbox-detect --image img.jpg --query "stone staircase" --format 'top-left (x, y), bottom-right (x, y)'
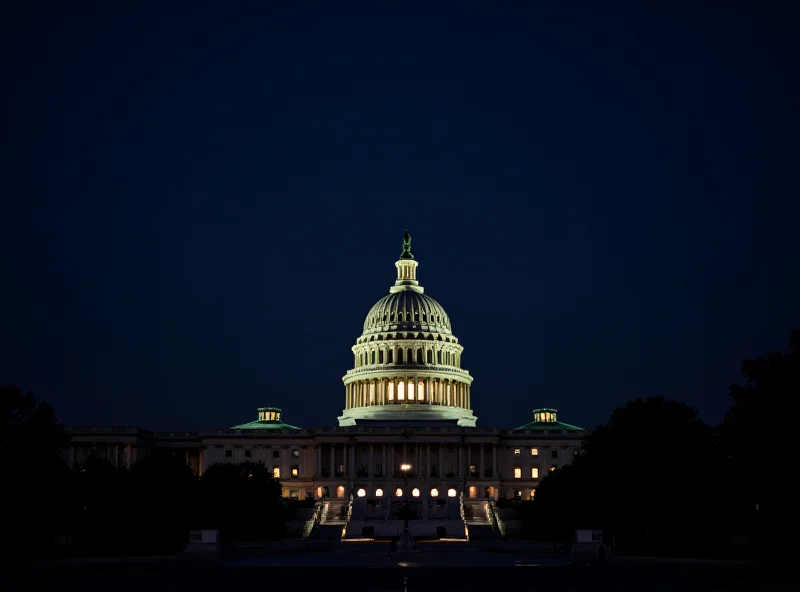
top-left (463, 500), bottom-right (502, 541)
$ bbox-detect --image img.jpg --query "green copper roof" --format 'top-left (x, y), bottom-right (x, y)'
top-left (230, 419), bottom-right (299, 430)
top-left (515, 408), bottom-right (585, 431)
top-left (230, 406), bottom-right (299, 430)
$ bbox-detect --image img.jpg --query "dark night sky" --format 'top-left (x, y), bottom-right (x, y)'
top-left (2, 1), bottom-right (798, 432)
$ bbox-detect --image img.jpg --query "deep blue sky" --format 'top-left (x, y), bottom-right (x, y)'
top-left (2, 1), bottom-right (798, 431)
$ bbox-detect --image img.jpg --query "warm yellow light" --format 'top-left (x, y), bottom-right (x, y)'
top-left (273, 467), bottom-right (280, 479)
top-left (550, 465), bottom-right (557, 472)
top-left (291, 468), bottom-right (298, 477)
top-left (447, 488), bottom-right (457, 498)
top-left (411, 488), bottom-right (420, 497)
top-left (514, 448), bottom-right (521, 456)
top-left (375, 488), bottom-right (384, 497)
top-left (430, 488), bottom-right (439, 497)
top-left (514, 467), bottom-right (521, 479)
top-left (395, 488), bottom-right (403, 497)
top-left (400, 463), bottom-right (411, 472)
top-left (357, 488), bottom-right (366, 498)
top-left (531, 447), bottom-right (539, 456)
top-left (531, 467), bottom-right (539, 479)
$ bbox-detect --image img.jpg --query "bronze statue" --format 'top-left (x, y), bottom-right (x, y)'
top-left (400, 229), bottom-right (414, 259)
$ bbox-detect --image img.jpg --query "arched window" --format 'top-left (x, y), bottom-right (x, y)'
top-left (437, 350), bottom-right (442, 364)
top-left (357, 488), bottom-right (366, 497)
top-left (407, 348), bottom-right (412, 362)
top-left (397, 349), bottom-right (404, 364)
top-left (371, 351), bottom-right (376, 364)
top-left (395, 488), bottom-right (403, 497)
top-left (417, 380), bottom-right (425, 401)
top-left (388, 382), bottom-right (394, 401)
top-left (388, 350), bottom-right (394, 363)
top-left (379, 350), bottom-right (384, 364)
top-left (411, 488), bottom-right (420, 497)
top-left (430, 488), bottom-right (439, 498)
top-left (408, 382), bottom-right (415, 400)
top-left (447, 488), bottom-right (457, 498)
top-left (398, 381), bottom-right (405, 401)
top-left (375, 488), bottom-right (384, 497)
top-left (426, 349), bottom-right (432, 363)
top-left (417, 349), bottom-right (424, 363)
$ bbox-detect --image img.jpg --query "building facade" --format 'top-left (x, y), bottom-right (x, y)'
top-left (66, 232), bottom-right (586, 504)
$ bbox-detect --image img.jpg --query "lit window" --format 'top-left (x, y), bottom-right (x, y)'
top-left (447, 488), bottom-right (457, 498)
top-left (408, 382), bottom-right (415, 400)
top-left (550, 464), bottom-right (557, 472)
top-left (395, 488), bottom-right (403, 497)
top-left (514, 466), bottom-right (522, 479)
top-left (531, 467), bottom-right (539, 479)
top-left (388, 383), bottom-right (394, 401)
top-left (418, 381), bottom-right (424, 401)
top-left (412, 488), bottom-right (420, 497)
top-left (291, 467), bottom-right (299, 478)
top-left (531, 448), bottom-right (539, 456)
top-left (430, 488), bottom-right (439, 497)
top-left (273, 467), bottom-right (280, 479)
top-left (337, 486), bottom-right (345, 498)
top-left (530, 489), bottom-right (536, 499)
top-left (398, 381), bottom-right (405, 401)
top-left (513, 448), bottom-right (521, 457)
top-left (357, 488), bottom-right (366, 498)
top-left (375, 488), bottom-right (384, 497)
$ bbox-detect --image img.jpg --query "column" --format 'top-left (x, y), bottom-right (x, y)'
top-left (330, 444), bottom-right (335, 477)
top-left (457, 444), bottom-right (462, 477)
top-left (317, 444), bottom-right (323, 477)
top-left (199, 449), bottom-right (204, 476)
top-left (369, 444), bottom-right (374, 477)
top-left (382, 444), bottom-right (387, 477)
top-left (467, 445), bottom-right (472, 476)
top-left (426, 444), bottom-right (431, 478)
top-left (480, 444), bottom-right (485, 479)
top-left (492, 444), bottom-right (498, 478)
top-left (438, 445), bottom-right (443, 477)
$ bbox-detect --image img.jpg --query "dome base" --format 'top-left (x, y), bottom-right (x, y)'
top-left (338, 405), bottom-right (477, 427)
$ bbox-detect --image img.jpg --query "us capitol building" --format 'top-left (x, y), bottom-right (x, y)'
top-left (66, 231), bottom-right (586, 538)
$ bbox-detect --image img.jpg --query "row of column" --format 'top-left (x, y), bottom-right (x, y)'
top-left (315, 442), bottom-right (497, 479)
top-left (355, 345), bottom-right (461, 368)
top-left (345, 377), bottom-right (471, 409)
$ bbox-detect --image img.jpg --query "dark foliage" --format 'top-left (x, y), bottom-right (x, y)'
top-left (199, 462), bottom-right (286, 540)
top-left (1, 385), bottom-right (71, 565)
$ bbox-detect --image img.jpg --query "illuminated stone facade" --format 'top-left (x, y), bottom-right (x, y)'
top-left (65, 233), bottom-right (587, 511)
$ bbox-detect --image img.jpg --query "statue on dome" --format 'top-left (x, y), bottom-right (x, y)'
top-left (400, 229), bottom-right (414, 259)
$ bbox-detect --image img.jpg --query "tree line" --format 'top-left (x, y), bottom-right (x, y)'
top-left (520, 328), bottom-right (799, 559)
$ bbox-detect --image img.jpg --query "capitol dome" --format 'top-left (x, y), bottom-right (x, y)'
top-left (338, 231), bottom-right (476, 427)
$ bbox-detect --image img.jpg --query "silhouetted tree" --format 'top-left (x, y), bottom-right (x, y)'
top-left (533, 397), bottom-right (723, 554)
top-left (721, 328), bottom-right (800, 556)
top-left (1, 385), bottom-right (70, 564)
top-left (201, 462), bottom-right (285, 541)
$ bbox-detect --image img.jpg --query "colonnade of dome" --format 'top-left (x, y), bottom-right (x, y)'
top-left (338, 231), bottom-right (477, 427)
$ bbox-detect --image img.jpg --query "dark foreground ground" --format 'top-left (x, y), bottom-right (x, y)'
top-left (14, 558), bottom-right (792, 591)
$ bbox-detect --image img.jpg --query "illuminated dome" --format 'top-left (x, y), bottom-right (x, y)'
top-left (338, 231), bottom-right (476, 427)
top-left (363, 291), bottom-right (451, 335)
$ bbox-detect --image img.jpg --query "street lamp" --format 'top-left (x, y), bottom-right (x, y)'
top-left (400, 463), bottom-right (411, 534)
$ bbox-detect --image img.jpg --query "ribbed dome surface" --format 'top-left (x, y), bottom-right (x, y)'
top-left (363, 290), bottom-right (451, 334)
